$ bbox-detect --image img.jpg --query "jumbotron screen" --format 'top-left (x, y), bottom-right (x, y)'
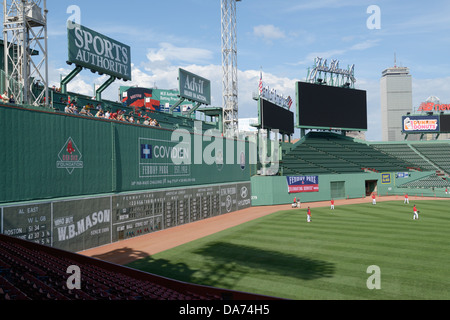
top-left (440, 114), bottom-right (450, 132)
top-left (259, 98), bottom-right (294, 134)
top-left (296, 81), bottom-right (367, 131)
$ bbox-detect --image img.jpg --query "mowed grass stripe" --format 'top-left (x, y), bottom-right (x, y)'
top-left (127, 199), bottom-right (450, 299)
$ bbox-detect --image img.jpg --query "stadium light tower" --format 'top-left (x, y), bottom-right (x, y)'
top-left (2, 0), bottom-right (49, 106)
top-left (221, 0), bottom-right (240, 137)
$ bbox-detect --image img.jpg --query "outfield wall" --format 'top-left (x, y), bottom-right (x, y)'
top-left (0, 181), bottom-right (251, 252)
top-left (0, 104), bottom-right (254, 204)
top-left (251, 171), bottom-right (443, 206)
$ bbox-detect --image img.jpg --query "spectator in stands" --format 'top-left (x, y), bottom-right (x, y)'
top-left (95, 109), bottom-right (104, 118)
top-left (71, 105), bottom-right (79, 114)
top-left (118, 110), bottom-right (126, 121)
top-left (143, 117), bottom-right (150, 125)
top-left (104, 110), bottom-right (111, 119)
top-left (110, 110), bottom-right (118, 120)
top-left (79, 106), bottom-right (87, 115)
top-left (1, 91), bottom-right (9, 103)
top-left (9, 95), bottom-right (15, 104)
top-left (65, 104), bottom-right (73, 113)
top-left (80, 106), bottom-right (93, 116)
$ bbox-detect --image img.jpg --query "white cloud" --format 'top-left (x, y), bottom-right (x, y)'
top-left (294, 39), bottom-right (381, 66)
top-left (145, 43), bottom-right (214, 69)
top-left (253, 25), bottom-right (286, 42)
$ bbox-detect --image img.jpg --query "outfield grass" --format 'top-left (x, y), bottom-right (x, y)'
top-left (127, 200), bottom-right (450, 300)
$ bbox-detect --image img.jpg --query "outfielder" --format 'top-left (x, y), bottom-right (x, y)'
top-left (404, 194), bottom-right (409, 204)
top-left (307, 207), bottom-right (311, 222)
top-left (413, 204), bottom-right (419, 220)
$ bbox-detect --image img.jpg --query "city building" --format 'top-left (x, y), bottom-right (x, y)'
top-left (380, 65), bottom-right (413, 141)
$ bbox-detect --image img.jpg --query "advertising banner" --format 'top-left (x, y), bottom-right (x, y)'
top-left (67, 23), bottom-right (132, 80)
top-left (52, 197), bottom-right (112, 252)
top-left (178, 68), bottom-right (211, 105)
top-left (122, 87), bottom-right (160, 110)
top-left (402, 115), bottom-right (440, 133)
top-left (286, 176), bottom-right (319, 193)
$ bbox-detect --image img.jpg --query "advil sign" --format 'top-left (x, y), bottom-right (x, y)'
top-left (68, 23), bottom-right (132, 81)
top-left (178, 68), bottom-right (211, 105)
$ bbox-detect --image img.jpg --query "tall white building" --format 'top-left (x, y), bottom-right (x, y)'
top-left (380, 66), bottom-right (412, 141)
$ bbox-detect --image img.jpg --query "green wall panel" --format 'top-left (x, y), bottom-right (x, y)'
top-left (0, 105), bottom-right (253, 203)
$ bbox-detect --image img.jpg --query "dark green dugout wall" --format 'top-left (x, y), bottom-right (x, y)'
top-left (0, 105), bottom-right (254, 204)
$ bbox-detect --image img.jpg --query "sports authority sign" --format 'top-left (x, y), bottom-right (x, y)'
top-left (286, 176), bottom-right (319, 193)
top-left (67, 23), bottom-right (131, 81)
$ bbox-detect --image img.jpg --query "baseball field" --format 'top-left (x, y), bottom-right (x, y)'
top-left (126, 199), bottom-right (450, 300)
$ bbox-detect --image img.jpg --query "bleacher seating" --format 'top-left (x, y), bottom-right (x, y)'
top-left (397, 173), bottom-right (450, 189)
top-left (412, 143), bottom-right (450, 175)
top-left (0, 234), bottom-right (275, 300)
top-left (371, 143), bottom-right (436, 171)
top-left (281, 132), bottom-right (418, 175)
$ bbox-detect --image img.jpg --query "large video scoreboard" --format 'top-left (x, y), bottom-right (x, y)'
top-left (296, 81), bottom-right (367, 131)
top-left (258, 98), bottom-right (294, 135)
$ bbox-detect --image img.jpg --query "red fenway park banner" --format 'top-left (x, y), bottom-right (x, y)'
top-left (286, 176), bottom-right (319, 193)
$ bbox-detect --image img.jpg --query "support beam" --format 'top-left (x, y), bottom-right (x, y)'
top-left (95, 75), bottom-right (116, 101)
top-left (186, 102), bottom-right (202, 115)
top-left (60, 65), bottom-right (83, 94)
top-left (169, 97), bottom-right (185, 114)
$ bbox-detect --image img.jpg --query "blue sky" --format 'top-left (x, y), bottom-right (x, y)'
top-left (42, 0), bottom-right (450, 140)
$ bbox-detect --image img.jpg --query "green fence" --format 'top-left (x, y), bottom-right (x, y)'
top-left (251, 170), bottom-right (444, 206)
top-left (0, 104), bottom-right (254, 204)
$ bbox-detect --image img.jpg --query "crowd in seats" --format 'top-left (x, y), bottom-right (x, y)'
top-left (0, 234), bottom-right (274, 301)
top-left (61, 95), bottom-right (160, 127)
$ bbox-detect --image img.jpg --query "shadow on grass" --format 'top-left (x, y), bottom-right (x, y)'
top-left (194, 242), bottom-right (335, 281)
top-left (121, 242), bottom-right (335, 293)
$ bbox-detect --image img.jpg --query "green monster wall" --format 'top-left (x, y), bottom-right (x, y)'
top-left (0, 104), bottom-right (254, 204)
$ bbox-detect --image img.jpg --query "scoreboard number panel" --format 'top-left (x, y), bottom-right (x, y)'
top-left (2, 203), bottom-right (52, 246)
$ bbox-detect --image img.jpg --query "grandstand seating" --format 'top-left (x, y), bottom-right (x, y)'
top-left (397, 173), bottom-right (450, 189)
top-left (281, 132), bottom-right (418, 175)
top-left (0, 234), bottom-right (275, 300)
top-left (412, 143), bottom-right (450, 175)
top-left (371, 143), bottom-right (436, 171)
